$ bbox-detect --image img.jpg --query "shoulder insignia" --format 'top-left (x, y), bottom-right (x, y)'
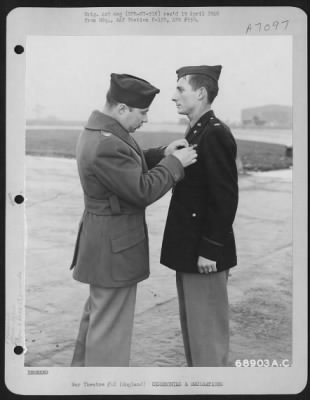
top-left (101, 131), bottom-right (112, 137)
top-left (213, 123), bottom-right (221, 126)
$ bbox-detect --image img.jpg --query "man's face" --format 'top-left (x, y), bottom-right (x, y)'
top-left (122, 106), bottom-right (149, 133)
top-left (172, 76), bottom-right (199, 115)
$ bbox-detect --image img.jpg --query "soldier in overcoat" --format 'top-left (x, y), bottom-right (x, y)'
top-left (160, 65), bottom-right (239, 366)
top-left (70, 73), bottom-right (197, 366)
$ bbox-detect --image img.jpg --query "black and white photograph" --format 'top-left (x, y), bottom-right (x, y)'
top-left (5, 6), bottom-right (307, 396)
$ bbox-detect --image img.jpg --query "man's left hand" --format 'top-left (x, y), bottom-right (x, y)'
top-left (197, 256), bottom-right (217, 274)
top-left (164, 139), bottom-right (189, 156)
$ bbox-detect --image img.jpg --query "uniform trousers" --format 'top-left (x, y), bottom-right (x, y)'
top-left (71, 283), bottom-right (137, 366)
top-left (176, 270), bottom-right (229, 366)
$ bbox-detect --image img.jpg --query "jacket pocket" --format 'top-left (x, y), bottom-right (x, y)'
top-left (110, 225), bottom-right (149, 282)
top-left (111, 225), bottom-right (145, 252)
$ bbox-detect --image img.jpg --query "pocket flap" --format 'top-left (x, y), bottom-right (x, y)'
top-left (111, 226), bottom-right (146, 253)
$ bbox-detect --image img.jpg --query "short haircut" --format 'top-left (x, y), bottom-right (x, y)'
top-left (106, 89), bottom-right (120, 107)
top-left (187, 74), bottom-right (219, 104)
top-left (106, 89), bottom-right (133, 111)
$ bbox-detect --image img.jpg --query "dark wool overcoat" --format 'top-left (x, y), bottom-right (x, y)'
top-left (160, 110), bottom-right (239, 273)
top-left (70, 110), bottom-right (184, 288)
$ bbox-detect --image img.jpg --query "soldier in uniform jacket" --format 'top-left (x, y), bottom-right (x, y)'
top-left (160, 65), bottom-right (239, 366)
top-left (70, 73), bottom-right (197, 367)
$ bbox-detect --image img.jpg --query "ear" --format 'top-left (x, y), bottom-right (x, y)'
top-left (118, 103), bottom-right (128, 115)
top-left (197, 86), bottom-right (208, 102)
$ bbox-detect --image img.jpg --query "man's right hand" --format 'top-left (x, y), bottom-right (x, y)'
top-left (172, 146), bottom-right (197, 168)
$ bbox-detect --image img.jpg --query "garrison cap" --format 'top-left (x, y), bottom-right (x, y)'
top-left (176, 65), bottom-right (222, 82)
top-left (110, 73), bottom-right (160, 108)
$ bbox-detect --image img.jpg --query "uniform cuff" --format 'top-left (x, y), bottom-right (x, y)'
top-left (198, 236), bottom-right (223, 261)
top-left (160, 154), bottom-right (184, 183)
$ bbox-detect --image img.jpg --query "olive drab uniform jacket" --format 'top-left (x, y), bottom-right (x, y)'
top-left (160, 110), bottom-right (239, 273)
top-left (70, 110), bottom-right (184, 287)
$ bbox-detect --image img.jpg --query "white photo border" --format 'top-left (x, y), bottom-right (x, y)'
top-left (5, 6), bottom-right (308, 396)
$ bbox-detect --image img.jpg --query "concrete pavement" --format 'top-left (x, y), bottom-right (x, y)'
top-left (24, 156), bottom-right (292, 367)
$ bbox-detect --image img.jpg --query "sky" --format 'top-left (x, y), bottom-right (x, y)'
top-left (25, 35), bottom-right (292, 123)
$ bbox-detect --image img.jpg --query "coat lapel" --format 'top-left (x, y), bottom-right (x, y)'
top-left (85, 110), bottom-right (148, 171)
top-left (185, 110), bottom-right (216, 144)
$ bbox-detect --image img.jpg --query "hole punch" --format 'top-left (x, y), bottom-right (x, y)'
top-left (14, 345), bottom-right (24, 355)
top-left (14, 195), bottom-right (24, 204)
top-left (14, 45), bottom-right (24, 54)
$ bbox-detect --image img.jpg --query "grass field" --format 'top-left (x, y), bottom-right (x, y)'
top-left (26, 128), bottom-right (292, 171)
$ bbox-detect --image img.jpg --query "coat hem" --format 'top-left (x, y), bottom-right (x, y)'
top-left (160, 262), bottom-right (237, 274)
top-left (72, 273), bottom-right (150, 288)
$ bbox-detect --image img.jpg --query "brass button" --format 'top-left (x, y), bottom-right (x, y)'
top-left (192, 213), bottom-right (197, 217)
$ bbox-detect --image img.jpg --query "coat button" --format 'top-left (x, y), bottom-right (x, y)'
top-left (192, 213), bottom-right (197, 217)
top-left (193, 130), bottom-right (197, 134)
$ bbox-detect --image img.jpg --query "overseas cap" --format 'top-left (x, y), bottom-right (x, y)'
top-left (176, 65), bottom-right (222, 82)
top-left (110, 73), bottom-right (160, 108)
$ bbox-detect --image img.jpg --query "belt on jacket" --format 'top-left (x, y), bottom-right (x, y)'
top-left (84, 193), bottom-right (142, 216)
top-left (70, 194), bottom-right (143, 270)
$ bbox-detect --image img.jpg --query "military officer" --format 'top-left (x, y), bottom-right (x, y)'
top-left (70, 73), bottom-right (197, 366)
top-left (160, 65), bottom-right (239, 366)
